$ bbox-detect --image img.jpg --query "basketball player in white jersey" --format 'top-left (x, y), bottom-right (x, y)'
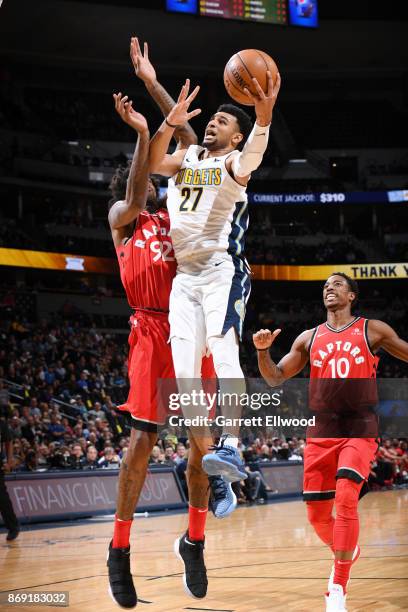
top-left (149, 73), bottom-right (281, 517)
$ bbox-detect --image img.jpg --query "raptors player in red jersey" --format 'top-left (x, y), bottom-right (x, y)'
top-left (106, 39), bottom-right (215, 609)
top-left (253, 273), bottom-right (408, 612)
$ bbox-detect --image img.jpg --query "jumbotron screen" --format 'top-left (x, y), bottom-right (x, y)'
top-left (166, 0), bottom-right (198, 14)
top-left (288, 0), bottom-right (318, 27)
top-left (167, 0), bottom-right (288, 25)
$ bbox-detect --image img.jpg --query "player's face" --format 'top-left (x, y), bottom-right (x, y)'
top-left (202, 112), bottom-right (243, 151)
top-left (323, 275), bottom-right (355, 310)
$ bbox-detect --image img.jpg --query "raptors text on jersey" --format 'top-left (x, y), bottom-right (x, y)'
top-left (310, 316), bottom-right (379, 379)
top-left (115, 208), bottom-right (176, 311)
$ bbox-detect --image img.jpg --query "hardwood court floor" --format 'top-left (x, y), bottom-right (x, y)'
top-left (1, 490), bottom-right (407, 612)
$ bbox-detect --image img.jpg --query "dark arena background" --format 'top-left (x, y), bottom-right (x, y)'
top-left (0, 1), bottom-right (407, 611)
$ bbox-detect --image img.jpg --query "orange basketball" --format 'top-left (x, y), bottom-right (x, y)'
top-left (223, 49), bottom-right (279, 106)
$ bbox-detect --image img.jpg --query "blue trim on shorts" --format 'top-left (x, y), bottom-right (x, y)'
top-left (222, 254), bottom-right (251, 340)
top-left (223, 200), bottom-right (251, 340)
top-left (228, 200), bottom-right (248, 258)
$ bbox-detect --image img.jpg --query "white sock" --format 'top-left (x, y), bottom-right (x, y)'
top-left (223, 436), bottom-right (238, 449)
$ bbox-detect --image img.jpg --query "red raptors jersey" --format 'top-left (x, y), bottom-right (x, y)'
top-left (309, 317), bottom-right (379, 417)
top-left (310, 316), bottom-right (379, 379)
top-left (115, 208), bottom-right (177, 311)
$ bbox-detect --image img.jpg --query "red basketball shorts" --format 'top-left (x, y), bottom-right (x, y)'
top-left (303, 437), bottom-right (379, 502)
top-left (118, 310), bottom-right (215, 430)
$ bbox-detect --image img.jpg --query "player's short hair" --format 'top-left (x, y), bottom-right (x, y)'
top-left (108, 164), bottom-right (160, 208)
top-left (217, 103), bottom-right (253, 150)
top-left (329, 272), bottom-right (359, 309)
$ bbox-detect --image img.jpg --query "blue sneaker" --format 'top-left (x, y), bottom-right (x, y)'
top-left (202, 436), bottom-right (247, 483)
top-left (208, 476), bottom-right (237, 519)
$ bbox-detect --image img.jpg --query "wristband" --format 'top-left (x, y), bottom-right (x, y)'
top-left (257, 347), bottom-right (270, 352)
top-left (165, 117), bottom-right (179, 129)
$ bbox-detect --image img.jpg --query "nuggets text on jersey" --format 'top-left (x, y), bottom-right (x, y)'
top-left (174, 167), bottom-right (222, 186)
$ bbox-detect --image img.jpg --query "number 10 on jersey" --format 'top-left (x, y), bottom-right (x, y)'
top-left (179, 187), bottom-right (203, 212)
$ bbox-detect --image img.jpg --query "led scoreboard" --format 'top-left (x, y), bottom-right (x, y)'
top-left (167, 0), bottom-right (317, 26)
top-left (199, 0), bottom-right (287, 24)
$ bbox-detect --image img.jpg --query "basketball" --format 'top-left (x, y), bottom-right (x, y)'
top-left (223, 49), bottom-right (279, 106)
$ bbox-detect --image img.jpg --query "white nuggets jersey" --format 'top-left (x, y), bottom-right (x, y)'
top-left (167, 145), bottom-right (248, 265)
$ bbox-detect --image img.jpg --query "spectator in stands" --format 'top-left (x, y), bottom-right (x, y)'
top-left (98, 446), bottom-right (120, 469)
top-left (55, 360), bottom-right (66, 380)
top-left (11, 439), bottom-right (24, 464)
top-left (77, 370), bottom-right (90, 395)
top-left (21, 415), bottom-right (38, 444)
top-left (270, 438), bottom-right (282, 459)
top-left (76, 437), bottom-right (88, 455)
top-left (73, 397), bottom-right (88, 418)
top-left (278, 442), bottom-right (291, 461)
top-left (40, 404), bottom-right (52, 427)
top-left (9, 415), bottom-right (23, 439)
top-left (369, 457), bottom-right (393, 489)
top-left (242, 466), bottom-right (269, 504)
top-left (288, 440), bottom-right (303, 461)
top-left (29, 398), bottom-right (42, 418)
top-left (173, 443), bottom-right (187, 465)
top-left (149, 445), bottom-right (165, 466)
top-left (259, 444), bottom-right (272, 461)
top-left (47, 414), bottom-right (65, 442)
top-left (61, 417), bottom-right (74, 438)
top-left (117, 437), bottom-right (129, 459)
top-left (82, 445), bottom-right (99, 469)
top-left (19, 449), bottom-right (39, 472)
top-left (69, 443), bottom-right (84, 469)
top-left (243, 445), bottom-right (258, 464)
top-left (72, 423), bottom-right (84, 441)
top-left (87, 431), bottom-right (99, 447)
top-left (88, 401), bottom-right (105, 420)
top-left (163, 446), bottom-right (176, 467)
top-left (37, 443), bottom-right (51, 469)
top-left (50, 445), bottom-right (72, 470)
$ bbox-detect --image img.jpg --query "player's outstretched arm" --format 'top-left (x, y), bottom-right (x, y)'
top-left (368, 320), bottom-right (408, 362)
top-left (130, 37), bottom-right (197, 148)
top-left (109, 93), bottom-right (150, 230)
top-left (149, 79), bottom-right (201, 177)
top-left (228, 71), bottom-right (281, 186)
top-left (253, 328), bottom-right (311, 387)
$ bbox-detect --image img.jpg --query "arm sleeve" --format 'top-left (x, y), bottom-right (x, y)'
top-left (231, 122), bottom-right (271, 177)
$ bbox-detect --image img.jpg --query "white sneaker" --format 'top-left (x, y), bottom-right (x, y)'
top-left (325, 584), bottom-right (347, 612)
top-left (328, 544), bottom-right (360, 591)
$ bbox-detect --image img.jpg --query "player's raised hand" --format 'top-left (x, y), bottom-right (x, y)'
top-left (253, 328), bottom-right (281, 350)
top-left (165, 79), bottom-right (201, 128)
top-left (130, 37), bottom-right (156, 86)
top-left (113, 93), bottom-right (149, 134)
top-left (244, 71), bottom-right (281, 127)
